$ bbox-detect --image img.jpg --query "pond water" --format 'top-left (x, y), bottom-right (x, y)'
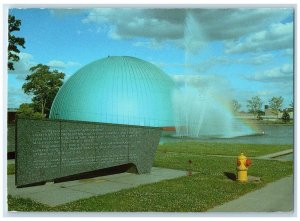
top-left (160, 124), bottom-right (294, 145)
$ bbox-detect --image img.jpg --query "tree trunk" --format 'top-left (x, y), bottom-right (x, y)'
top-left (41, 99), bottom-right (46, 116)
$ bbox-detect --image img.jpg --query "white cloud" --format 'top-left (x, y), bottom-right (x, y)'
top-left (257, 90), bottom-right (274, 96)
top-left (249, 54), bottom-right (275, 65)
top-left (47, 60), bottom-right (66, 69)
top-left (192, 8), bottom-right (292, 41)
top-left (9, 54), bottom-right (81, 80)
top-left (172, 74), bottom-right (205, 88)
top-left (187, 53), bottom-right (275, 74)
top-left (245, 63), bottom-right (293, 82)
top-left (171, 74), bottom-right (227, 90)
top-left (8, 56), bottom-right (80, 107)
top-left (8, 52), bottom-right (35, 79)
top-left (8, 86), bottom-right (32, 108)
top-left (151, 53), bottom-right (275, 76)
top-left (82, 8), bottom-right (292, 53)
top-left (151, 61), bottom-right (187, 70)
top-left (133, 40), bottom-right (163, 50)
top-left (47, 60), bottom-right (81, 69)
top-left (225, 22), bottom-right (293, 54)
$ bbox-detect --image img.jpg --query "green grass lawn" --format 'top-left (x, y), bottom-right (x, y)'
top-left (7, 142), bottom-right (293, 212)
top-left (7, 164), bottom-right (15, 175)
top-left (158, 142), bottom-right (292, 157)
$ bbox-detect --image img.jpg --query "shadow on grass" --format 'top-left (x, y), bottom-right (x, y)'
top-left (224, 172), bottom-right (236, 181)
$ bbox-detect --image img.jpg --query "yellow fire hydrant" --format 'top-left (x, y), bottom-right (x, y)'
top-left (237, 153), bottom-right (252, 182)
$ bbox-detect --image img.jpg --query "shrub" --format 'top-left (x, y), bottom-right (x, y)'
top-left (282, 110), bottom-right (290, 123)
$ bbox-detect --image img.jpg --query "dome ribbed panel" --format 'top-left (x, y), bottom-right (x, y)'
top-left (49, 56), bottom-right (175, 127)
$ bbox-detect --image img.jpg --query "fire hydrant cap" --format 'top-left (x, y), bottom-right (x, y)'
top-left (238, 153), bottom-right (247, 160)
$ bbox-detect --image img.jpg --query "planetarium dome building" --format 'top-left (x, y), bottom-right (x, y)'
top-left (49, 56), bottom-right (175, 127)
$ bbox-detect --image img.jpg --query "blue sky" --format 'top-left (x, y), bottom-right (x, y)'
top-left (8, 7), bottom-right (294, 111)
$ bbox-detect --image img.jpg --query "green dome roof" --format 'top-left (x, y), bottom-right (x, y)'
top-left (49, 56), bottom-right (175, 127)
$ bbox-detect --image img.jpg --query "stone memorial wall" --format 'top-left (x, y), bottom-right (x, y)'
top-left (7, 124), bottom-right (15, 153)
top-left (16, 118), bottom-right (161, 187)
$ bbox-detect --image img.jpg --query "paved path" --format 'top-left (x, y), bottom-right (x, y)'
top-left (207, 176), bottom-right (294, 212)
top-left (256, 149), bottom-right (294, 160)
top-left (7, 167), bottom-right (187, 207)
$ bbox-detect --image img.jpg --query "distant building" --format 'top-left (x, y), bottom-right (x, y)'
top-left (235, 112), bottom-right (254, 119)
top-left (263, 106), bottom-right (294, 121)
top-left (264, 107), bottom-right (278, 121)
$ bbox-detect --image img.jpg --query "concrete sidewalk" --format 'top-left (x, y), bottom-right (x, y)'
top-left (256, 149), bottom-right (294, 160)
top-left (207, 176), bottom-right (294, 212)
top-left (8, 167), bottom-right (187, 207)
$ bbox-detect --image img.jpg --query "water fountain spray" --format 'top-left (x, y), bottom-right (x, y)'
top-left (172, 10), bottom-right (255, 138)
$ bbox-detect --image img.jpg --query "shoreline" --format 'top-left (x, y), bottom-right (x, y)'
top-left (248, 121), bottom-right (294, 126)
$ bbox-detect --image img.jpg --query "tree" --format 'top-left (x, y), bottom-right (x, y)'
top-left (257, 110), bottom-right (264, 120)
top-left (269, 96), bottom-right (284, 118)
top-left (8, 15), bottom-right (25, 70)
top-left (247, 96), bottom-right (262, 119)
top-left (232, 99), bottom-right (241, 113)
top-left (17, 103), bottom-right (44, 119)
top-left (22, 64), bottom-right (65, 117)
top-left (282, 109), bottom-right (290, 123)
